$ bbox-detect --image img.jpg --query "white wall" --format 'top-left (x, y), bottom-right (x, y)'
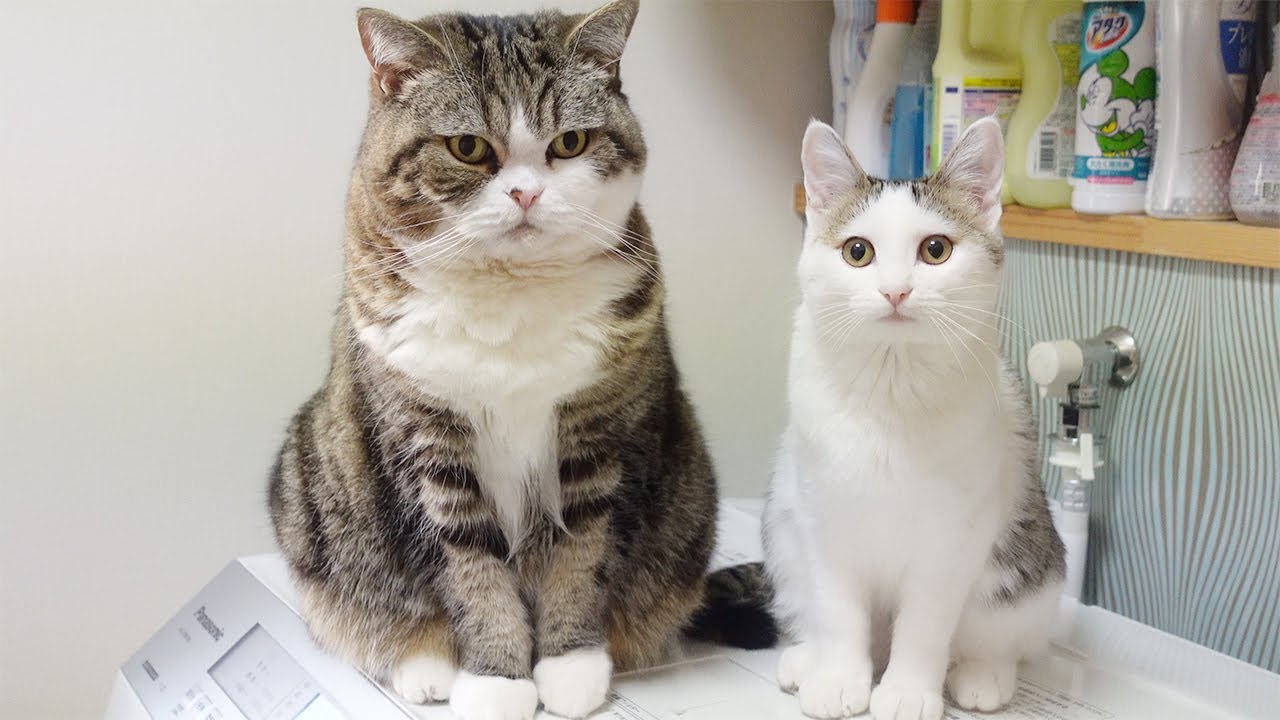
top-left (0, 1), bottom-right (829, 716)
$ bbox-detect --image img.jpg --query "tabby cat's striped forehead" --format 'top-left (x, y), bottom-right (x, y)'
top-left (394, 10), bottom-right (641, 154)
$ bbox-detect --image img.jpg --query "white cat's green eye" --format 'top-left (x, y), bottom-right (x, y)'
top-left (919, 235), bottom-right (953, 265)
top-left (842, 238), bottom-right (874, 268)
top-left (549, 130), bottom-right (589, 159)
top-left (446, 134), bottom-right (491, 164)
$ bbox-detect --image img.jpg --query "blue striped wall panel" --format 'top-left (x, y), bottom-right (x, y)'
top-left (996, 237), bottom-right (1280, 672)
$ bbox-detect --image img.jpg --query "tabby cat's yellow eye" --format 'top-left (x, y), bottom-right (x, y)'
top-left (549, 130), bottom-right (589, 159)
top-left (446, 135), bottom-right (491, 164)
top-left (919, 235), bottom-right (953, 265)
top-left (842, 238), bottom-right (875, 268)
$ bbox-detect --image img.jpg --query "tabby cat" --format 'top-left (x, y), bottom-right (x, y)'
top-left (268, 3), bottom-right (772, 720)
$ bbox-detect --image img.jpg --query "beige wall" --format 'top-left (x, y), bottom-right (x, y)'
top-left (0, 1), bottom-right (830, 716)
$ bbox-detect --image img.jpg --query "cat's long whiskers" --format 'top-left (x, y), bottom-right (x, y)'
top-left (567, 203), bottom-right (652, 243)
top-left (941, 302), bottom-right (1035, 340)
top-left (575, 216), bottom-right (662, 266)
top-left (578, 228), bottom-right (661, 282)
top-left (348, 226), bottom-right (477, 279)
top-left (929, 316), bottom-right (970, 383)
top-left (574, 219), bottom-right (663, 281)
top-left (933, 313), bottom-right (1001, 406)
top-left (940, 307), bottom-right (1024, 341)
top-left (574, 213), bottom-right (660, 259)
top-left (381, 210), bottom-right (477, 234)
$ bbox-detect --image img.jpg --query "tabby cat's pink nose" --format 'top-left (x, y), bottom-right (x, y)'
top-left (509, 187), bottom-right (542, 211)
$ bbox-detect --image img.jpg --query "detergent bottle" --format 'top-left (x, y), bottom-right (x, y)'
top-left (1145, 0), bottom-right (1258, 219)
top-left (833, 2), bottom-right (879, 140)
top-left (1006, 0), bottom-right (1083, 208)
top-left (846, 0), bottom-right (916, 178)
top-left (1071, 0), bottom-right (1158, 215)
top-left (931, 0), bottom-right (1027, 193)
top-left (1231, 20), bottom-right (1280, 227)
top-left (888, 0), bottom-right (941, 180)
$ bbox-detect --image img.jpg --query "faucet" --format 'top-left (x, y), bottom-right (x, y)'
top-left (1027, 326), bottom-right (1140, 600)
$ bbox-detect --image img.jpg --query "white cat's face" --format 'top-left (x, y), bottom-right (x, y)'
top-left (798, 118), bottom-right (1006, 347)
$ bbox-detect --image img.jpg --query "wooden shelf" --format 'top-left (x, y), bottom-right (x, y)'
top-left (793, 184), bottom-right (1279, 270)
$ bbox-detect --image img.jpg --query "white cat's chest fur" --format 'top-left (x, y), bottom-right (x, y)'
top-left (782, 313), bottom-right (1016, 592)
top-left (356, 260), bottom-right (633, 543)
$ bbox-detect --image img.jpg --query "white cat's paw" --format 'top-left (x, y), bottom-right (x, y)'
top-left (390, 653), bottom-right (457, 704)
top-left (796, 664), bottom-right (871, 718)
top-left (869, 682), bottom-right (943, 720)
top-left (533, 647), bottom-right (613, 719)
top-left (449, 672), bottom-right (537, 720)
top-left (946, 658), bottom-right (1017, 711)
top-left (777, 642), bottom-right (818, 693)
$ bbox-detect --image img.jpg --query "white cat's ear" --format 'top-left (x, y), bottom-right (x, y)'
top-left (933, 116), bottom-right (1005, 233)
top-left (801, 119), bottom-right (866, 212)
top-left (566, 0), bottom-right (639, 77)
top-left (357, 8), bottom-right (448, 97)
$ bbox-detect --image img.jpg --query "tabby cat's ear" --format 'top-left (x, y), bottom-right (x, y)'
top-left (932, 116), bottom-right (1005, 233)
top-left (357, 8), bottom-right (447, 98)
top-left (565, 0), bottom-right (639, 76)
top-left (800, 119), bottom-right (865, 212)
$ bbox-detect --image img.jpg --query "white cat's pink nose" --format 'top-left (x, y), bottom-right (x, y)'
top-left (881, 288), bottom-right (912, 308)
top-left (508, 186), bottom-right (542, 211)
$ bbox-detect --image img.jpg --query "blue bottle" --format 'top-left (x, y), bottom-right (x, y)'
top-left (889, 0), bottom-right (940, 180)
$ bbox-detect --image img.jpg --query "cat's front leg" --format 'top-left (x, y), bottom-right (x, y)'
top-left (439, 543), bottom-right (538, 720)
top-left (869, 565), bottom-right (973, 720)
top-left (532, 503), bottom-right (614, 719)
top-left (793, 565), bottom-right (875, 719)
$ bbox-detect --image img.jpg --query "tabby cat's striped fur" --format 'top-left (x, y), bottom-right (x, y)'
top-left (268, 3), bottom-right (772, 719)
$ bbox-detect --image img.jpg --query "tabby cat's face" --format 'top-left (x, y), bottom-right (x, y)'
top-left (797, 118), bottom-right (1007, 347)
top-left (356, 1), bottom-right (645, 269)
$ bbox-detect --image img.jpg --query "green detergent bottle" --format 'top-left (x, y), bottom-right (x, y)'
top-left (931, 0), bottom-right (1027, 202)
top-left (1006, 0), bottom-right (1083, 208)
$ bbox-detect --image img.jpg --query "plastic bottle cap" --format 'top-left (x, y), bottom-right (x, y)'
top-left (876, 0), bottom-right (916, 24)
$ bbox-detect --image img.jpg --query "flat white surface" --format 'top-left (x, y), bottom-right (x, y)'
top-left (108, 503), bottom-right (1280, 720)
top-left (0, 3), bottom-right (830, 717)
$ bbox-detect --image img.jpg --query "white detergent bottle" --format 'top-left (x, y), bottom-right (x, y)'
top-left (1071, 0), bottom-right (1157, 215)
top-left (1231, 21), bottom-right (1280, 227)
top-left (1146, 0), bottom-right (1258, 219)
top-left (830, 1), bottom-right (852, 136)
top-left (845, 0), bottom-right (915, 178)
top-left (1006, 0), bottom-right (1083, 208)
top-left (839, 1), bottom-right (880, 142)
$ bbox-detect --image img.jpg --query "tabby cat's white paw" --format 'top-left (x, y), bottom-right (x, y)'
top-left (777, 642), bottom-right (818, 693)
top-left (390, 653), bottom-right (456, 704)
top-left (795, 663), bottom-right (871, 718)
top-left (533, 647), bottom-right (612, 719)
top-left (449, 672), bottom-right (537, 720)
top-left (869, 682), bottom-right (943, 720)
top-left (946, 658), bottom-right (1017, 711)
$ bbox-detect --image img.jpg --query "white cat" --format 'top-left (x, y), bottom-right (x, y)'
top-left (763, 117), bottom-right (1066, 720)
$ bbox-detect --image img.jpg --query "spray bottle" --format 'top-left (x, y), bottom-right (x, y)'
top-left (1231, 21), bottom-right (1280, 227)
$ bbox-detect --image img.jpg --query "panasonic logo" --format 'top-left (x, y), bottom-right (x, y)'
top-left (193, 606), bottom-right (223, 642)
